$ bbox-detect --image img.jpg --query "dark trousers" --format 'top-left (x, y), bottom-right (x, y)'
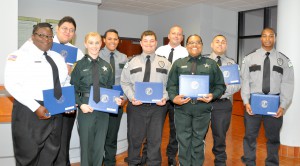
top-left (241, 112), bottom-right (283, 166)
top-left (211, 99), bottom-right (232, 166)
top-left (127, 102), bottom-right (167, 166)
top-left (54, 112), bottom-right (76, 166)
top-left (78, 108), bottom-right (109, 166)
top-left (103, 107), bottom-right (124, 166)
top-left (12, 100), bottom-right (63, 166)
top-left (175, 102), bottom-right (211, 166)
top-left (166, 101), bottom-right (178, 158)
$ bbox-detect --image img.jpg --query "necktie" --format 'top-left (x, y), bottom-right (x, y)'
top-left (217, 56), bottom-right (222, 66)
top-left (110, 52), bottom-right (115, 85)
top-left (191, 57), bottom-right (197, 75)
top-left (262, 52), bottom-right (270, 94)
top-left (92, 59), bottom-right (100, 103)
top-left (168, 48), bottom-right (174, 63)
top-left (44, 52), bottom-right (62, 100)
top-left (143, 55), bottom-right (151, 82)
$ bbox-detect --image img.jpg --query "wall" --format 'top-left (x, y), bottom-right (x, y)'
top-left (149, 3), bottom-right (238, 61)
top-left (98, 9), bottom-right (148, 38)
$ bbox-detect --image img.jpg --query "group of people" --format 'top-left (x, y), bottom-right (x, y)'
top-left (4, 14), bottom-right (294, 166)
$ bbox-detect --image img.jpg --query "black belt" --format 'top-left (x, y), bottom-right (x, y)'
top-left (142, 103), bottom-right (157, 106)
top-left (214, 98), bottom-right (229, 102)
top-left (190, 98), bottom-right (198, 104)
top-left (79, 92), bottom-right (90, 98)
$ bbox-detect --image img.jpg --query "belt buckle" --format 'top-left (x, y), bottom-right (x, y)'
top-left (190, 98), bottom-right (197, 104)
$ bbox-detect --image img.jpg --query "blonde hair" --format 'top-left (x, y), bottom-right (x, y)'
top-left (84, 32), bottom-right (102, 43)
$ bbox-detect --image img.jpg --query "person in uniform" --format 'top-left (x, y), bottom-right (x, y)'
top-left (70, 32), bottom-right (121, 166)
top-left (167, 34), bottom-right (226, 166)
top-left (53, 16), bottom-right (85, 166)
top-left (120, 30), bottom-right (171, 166)
top-left (100, 29), bottom-right (128, 166)
top-left (4, 22), bottom-right (68, 166)
top-left (205, 35), bottom-right (241, 166)
top-left (154, 25), bottom-right (188, 166)
top-left (240, 28), bottom-right (294, 166)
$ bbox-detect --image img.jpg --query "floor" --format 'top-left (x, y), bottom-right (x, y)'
top-left (72, 114), bottom-right (300, 166)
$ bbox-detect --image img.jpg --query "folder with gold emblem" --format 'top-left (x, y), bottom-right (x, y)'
top-left (43, 85), bottom-right (76, 115)
top-left (88, 87), bottom-right (120, 114)
top-left (179, 75), bottom-right (209, 98)
top-left (135, 82), bottom-right (163, 103)
top-left (51, 42), bottom-right (78, 64)
top-left (251, 93), bottom-right (279, 115)
top-left (219, 64), bottom-right (240, 84)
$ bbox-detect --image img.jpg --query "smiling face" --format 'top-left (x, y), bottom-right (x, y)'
top-left (104, 31), bottom-right (119, 52)
top-left (261, 28), bottom-right (276, 51)
top-left (32, 27), bottom-right (53, 52)
top-left (168, 26), bottom-right (183, 48)
top-left (56, 22), bottom-right (75, 44)
top-left (140, 34), bottom-right (157, 54)
top-left (84, 32), bottom-right (102, 59)
top-left (211, 35), bottom-right (227, 55)
top-left (186, 35), bottom-right (203, 57)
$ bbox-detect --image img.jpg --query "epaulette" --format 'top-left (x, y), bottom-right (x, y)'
top-left (244, 48), bottom-right (258, 57)
top-left (156, 54), bottom-right (166, 58)
top-left (128, 54), bottom-right (138, 62)
top-left (279, 52), bottom-right (290, 60)
top-left (225, 56), bottom-right (237, 63)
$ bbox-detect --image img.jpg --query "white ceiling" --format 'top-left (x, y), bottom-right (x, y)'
top-left (97, 0), bottom-right (278, 15)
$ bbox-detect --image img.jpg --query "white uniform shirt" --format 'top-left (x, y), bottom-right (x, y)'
top-left (4, 41), bottom-right (68, 112)
top-left (155, 44), bottom-right (188, 63)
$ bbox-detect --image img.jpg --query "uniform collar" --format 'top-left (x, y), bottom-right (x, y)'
top-left (102, 46), bottom-right (118, 55)
top-left (85, 54), bottom-right (100, 62)
top-left (167, 43), bottom-right (182, 50)
top-left (141, 52), bottom-right (156, 62)
top-left (188, 54), bottom-right (201, 62)
top-left (260, 47), bottom-right (275, 56)
top-left (210, 52), bottom-right (225, 60)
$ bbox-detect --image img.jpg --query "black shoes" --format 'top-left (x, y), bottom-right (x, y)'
top-left (168, 157), bottom-right (177, 166)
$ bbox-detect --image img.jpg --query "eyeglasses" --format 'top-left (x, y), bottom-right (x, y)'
top-left (187, 41), bottom-right (202, 45)
top-left (61, 27), bottom-right (75, 33)
top-left (34, 33), bottom-right (54, 40)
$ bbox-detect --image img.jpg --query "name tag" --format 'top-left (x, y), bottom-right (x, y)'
top-left (181, 65), bottom-right (187, 68)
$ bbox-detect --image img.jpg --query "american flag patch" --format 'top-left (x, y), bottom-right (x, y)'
top-left (8, 55), bottom-right (18, 61)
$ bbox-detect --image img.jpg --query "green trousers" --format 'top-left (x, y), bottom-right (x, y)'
top-left (78, 109), bottom-right (109, 166)
top-left (175, 102), bottom-right (211, 166)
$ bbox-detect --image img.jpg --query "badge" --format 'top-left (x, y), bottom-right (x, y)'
top-left (261, 100), bottom-right (268, 108)
top-left (101, 94), bottom-right (109, 103)
top-left (277, 58), bottom-right (283, 66)
top-left (158, 61), bottom-right (165, 68)
top-left (102, 66), bottom-right (108, 71)
top-left (288, 61), bottom-right (293, 68)
top-left (204, 63), bottom-right (210, 68)
top-left (191, 81), bottom-right (199, 90)
top-left (145, 87), bottom-right (153, 95)
top-left (124, 62), bottom-right (129, 69)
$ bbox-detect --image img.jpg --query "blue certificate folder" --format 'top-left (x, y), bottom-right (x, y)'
top-left (88, 87), bottom-right (120, 114)
top-left (251, 93), bottom-right (280, 115)
top-left (51, 42), bottom-right (78, 64)
top-left (43, 85), bottom-right (76, 115)
top-left (112, 85), bottom-right (124, 96)
top-left (219, 64), bottom-right (240, 84)
top-left (179, 75), bottom-right (209, 98)
top-left (135, 82), bottom-right (163, 103)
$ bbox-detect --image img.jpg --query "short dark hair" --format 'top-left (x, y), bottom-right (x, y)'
top-left (104, 29), bottom-right (119, 38)
top-left (58, 16), bottom-right (77, 30)
top-left (212, 34), bottom-right (227, 41)
top-left (261, 27), bottom-right (276, 36)
top-left (141, 30), bottom-right (157, 40)
top-left (186, 34), bottom-right (203, 45)
top-left (32, 22), bottom-right (53, 34)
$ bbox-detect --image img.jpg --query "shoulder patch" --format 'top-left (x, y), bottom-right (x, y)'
top-left (7, 54), bottom-right (18, 61)
top-left (279, 52), bottom-right (290, 60)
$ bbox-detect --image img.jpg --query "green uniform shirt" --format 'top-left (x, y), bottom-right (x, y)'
top-left (70, 54), bottom-right (114, 107)
top-left (167, 55), bottom-right (226, 101)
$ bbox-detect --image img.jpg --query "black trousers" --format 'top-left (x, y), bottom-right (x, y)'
top-left (54, 112), bottom-right (76, 166)
top-left (166, 100), bottom-right (178, 158)
top-left (103, 107), bottom-right (124, 166)
top-left (211, 99), bottom-right (232, 166)
top-left (241, 112), bottom-right (283, 166)
top-left (126, 102), bottom-right (167, 166)
top-left (12, 100), bottom-right (63, 166)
